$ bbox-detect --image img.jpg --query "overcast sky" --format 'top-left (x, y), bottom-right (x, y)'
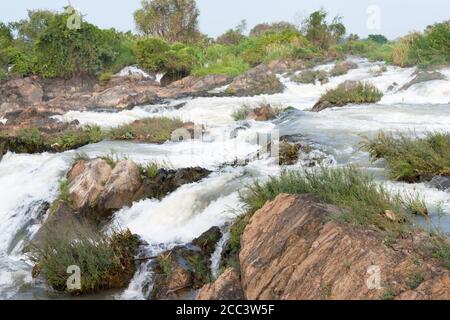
top-left (1, 0), bottom-right (449, 39)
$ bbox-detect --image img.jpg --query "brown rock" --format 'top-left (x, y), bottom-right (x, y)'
top-left (196, 268), bottom-right (244, 300)
top-left (247, 105), bottom-right (278, 121)
top-left (68, 159), bottom-right (112, 210)
top-left (97, 160), bottom-right (142, 215)
top-left (239, 193), bottom-right (450, 300)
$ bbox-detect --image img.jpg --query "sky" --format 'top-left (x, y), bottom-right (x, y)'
top-left (0, 0), bottom-right (449, 39)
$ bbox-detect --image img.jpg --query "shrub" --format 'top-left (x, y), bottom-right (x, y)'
top-left (232, 105), bottom-right (252, 121)
top-left (135, 37), bottom-right (171, 72)
top-left (292, 69), bottom-right (328, 84)
top-left (31, 220), bottom-right (139, 294)
top-left (330, 61), bottom-right (357, 76)
top-left (108, 117), bottom-right (184, 143)
top-left (361, 131), bottom-right (450, 182)
top-left (320, 81), bottom-right (383, 106)
top-left (241, 166), bottom-right (414, 232)
top-left (98, 72), bottom-right (112, 83)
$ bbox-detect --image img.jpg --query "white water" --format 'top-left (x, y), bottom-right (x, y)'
top-left (1, 57), bottom-right (449, 299)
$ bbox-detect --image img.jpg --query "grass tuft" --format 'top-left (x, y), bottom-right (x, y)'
top-left (320, 81), bottom-right (383, 106)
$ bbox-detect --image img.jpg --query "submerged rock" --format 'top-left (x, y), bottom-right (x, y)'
top-left (428, 176), bottom-right (450, 191)
top-left (133, 167), bottom-right (211, 201)
top-left (400, 71), bottom-right (446, 91)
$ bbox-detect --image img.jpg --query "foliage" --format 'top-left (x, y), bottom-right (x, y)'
top-left (108, 117), bottom-right (184, 143)
top-left (292, 70), bottom-right (328, 84)
top-left (320, 81), bottom-right (383, 106)
top-left (31, 219), bottom-right (139, 294)
top-left (241, 166), bottom-right (413, 233)
top-left (249, 21), bottom-right (298, 38)
top-left (232, 104), bottom-right (252, 121)
top-left (368, 34), bottom-right (388, 44)
top-left (134, 0), bottom-right (201, 43)
top-left (300, 9), bottom-right (346, 50)
top-left (361, 131), bottom-right (450, 182)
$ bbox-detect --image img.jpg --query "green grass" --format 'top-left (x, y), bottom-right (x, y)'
top-left (241, 166), bottom-right (414, 232)
top-left (320, 81), bottom-right (383, 106)
top-left (31, 220), bottom-right (139, 294)
top-left (361, 131), bottom-right (450, 182)
top-left (232, 105), bottom-right (252, 121)
top-left (432, 235), bottom-right (450, 270)
top-left (108, 117), bottom-right (183, 143)
top-left (292, 70), bottom-right (328, 84)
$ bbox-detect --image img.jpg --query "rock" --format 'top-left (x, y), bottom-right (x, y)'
top-left (226, 63), bottom-right (286, 97)
top-left (134, 167), bottom-right (211, 201)
top-left (239, 193), bottom-right (450, 300)
top-left (247, 105), bottom-right (279, 121)
top-left (150, 227), bottom-right (222, 300)
top-left (192, 227), bottom-right (222, 256)
top-left (68, 159), bottom-right (112, 210)
top-left (196, 268), bottom-right (244, 300)
top-left (93, 85), bottom-right (161, 109)
top-left (428, 176), bottom-right (450, 191)
top-left (331, 61), bottom-right (358, 76)
top-left (0, 78), bottom-right (43, 114)
top-left (97, 160), bottom-right (143, 216)
top-left (167, 74), bottom-right (232, 94)
top-left (401, 71), bottom-right (446, 91)
top-left (311, 100), bottom-right (334, 112)
top-left (279, 142), bottom-right (301, 165)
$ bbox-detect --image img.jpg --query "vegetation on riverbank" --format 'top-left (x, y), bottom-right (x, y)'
top-left (31, 219), bottom-right (139, 294)
top-left (1, 2), bottom-right (448, 82)
top-left (361, 131), bottom-right (450, 182)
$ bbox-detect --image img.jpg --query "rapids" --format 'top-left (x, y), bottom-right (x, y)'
top-left (1, 57), bottom-right (449, 299)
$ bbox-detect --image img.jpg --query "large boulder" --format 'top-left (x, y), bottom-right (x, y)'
top-left (97, 160), bottom-right (143, 216)
top-left (67, 159), bottom-right (112, 210)
top-left (239, 193), bottom-right (450, 300)
top-left (196, 268), bottom-right (244, 300)
top-left (0, 78), bottom-right (43, 115)
top-left (247, 105), bottom-right (279, 121)
top-left (226, 63), bottom-right (286, 97)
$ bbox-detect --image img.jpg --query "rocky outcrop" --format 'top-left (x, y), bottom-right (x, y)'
top-left (428, 176), bottom-right (450, 191)
top-left (96, 160), bottom-right (142, 217)
top-left (58, 159), bottom-right (211, 221)
top-left (225, 63), bottom-right (286, 97)
top-left (331, 61), bottom-right (358, 76)
top-left (68, 159), bottom-right (113, 210)
top-left (237, 194), bottom-right (450, 300)
top-left (150, 227), bottom-right (222, 300)
top-left (247, 105), bottom-right (279, 121)
top-left (0, 78), bottom-right (43, 114)
top-left (400, 71), bottom-right (446, 91)
top-left (196, 268), bottom-right (244, 300)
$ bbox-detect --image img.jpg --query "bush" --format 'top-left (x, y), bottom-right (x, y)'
top-left (98, 72), bottom-right (112, 83)
top-left (319, 81), bottom-right (383, 106)
top-left (241, 166), bottom-right (414, 232)
top-left (292, 69), bottom-right (328, 84)
top-left (361, 131), bottom-right (450, 182)
top-left (135, 37), bottom-right (171, 72)
top-left (108, 117), bottom-right (184, 143)
top-left (31, 219), bottom-right (139, 294)
top-left (232, 105), bottom-right (252, 121)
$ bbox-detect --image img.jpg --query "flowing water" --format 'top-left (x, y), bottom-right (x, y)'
top-left (1, 57), bottom-right (449, 299)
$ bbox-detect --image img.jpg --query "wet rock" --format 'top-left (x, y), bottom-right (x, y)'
top-left (97, 160), bottom-right (143, 217)
top-left (134, 167), bottom-right (211, 201)
top-left (311, 100), bottom-right (334, 112)
top-left (279, 141), bottom-right (301, 165)
top-left (0, 78), bottom-right (43, 115)
top-left (239, 193), bottom-right (450, 300)
top-left (196, 268), bottom-right (244, 300)
top-left (247, 105), bottom-right (279, 121)
top-left (192, 227), bottom-right (222, 256)
top-left (428, 176), bottom-right (450, 191)
top-left (401, 71), bottom-right (446, 91)
top-left (68, 159), bottom-right (112, 210)
top-left (226, 63), bottom-right (286, 97)
top-left (150, 228), bottom-right (222, 300)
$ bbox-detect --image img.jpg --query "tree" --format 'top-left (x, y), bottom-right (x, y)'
top-left (301, 9), bottom-right (346, 49)
top-left (134, 0), bottom-right (200, 43)
top-left (368, 34), bottom-right (388, 44)
top-left (249, 21), bottom-right (298, 37)
top-left (10, 10), bottom-right (56, 42)
top-left (216, 20), bottom-right (247, 45)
